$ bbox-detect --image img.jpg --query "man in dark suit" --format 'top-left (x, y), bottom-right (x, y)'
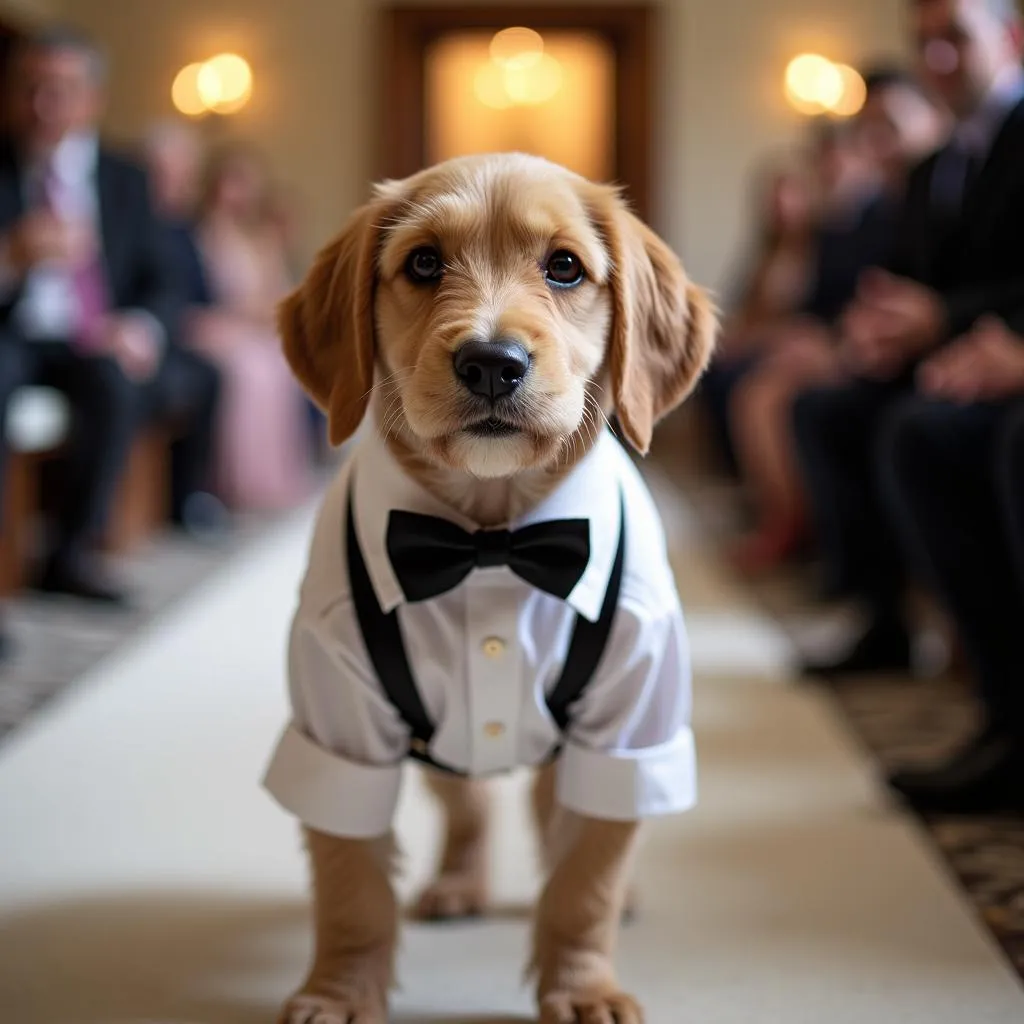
top-left (793, 0), bottom-right (1024, 673)
top-left (0, 28), bottom-right (220, 642)
top-left (874, 310), bottom-right (1024, 812)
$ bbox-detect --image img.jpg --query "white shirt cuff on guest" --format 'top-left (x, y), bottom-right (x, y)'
top-left (262, 723), bottom-right (403, 839)
top-left (556, 728), bottom-right (698, 822)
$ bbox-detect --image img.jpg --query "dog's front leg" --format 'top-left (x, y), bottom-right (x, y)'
top-left (279, 827), bottom-right (397, 1024)
top-left (413, 772), bottom-right (491, 920)
top-left (531, 810), bottom-right (643, 1024)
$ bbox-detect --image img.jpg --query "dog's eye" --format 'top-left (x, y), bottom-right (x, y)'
top-left (405, 246), bottom-right (444, 283)
top-left (545, 250), bottom-right (585, 288)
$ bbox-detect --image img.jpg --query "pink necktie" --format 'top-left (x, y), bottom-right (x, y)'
top-left (43, 162), bottom-right (109, 351)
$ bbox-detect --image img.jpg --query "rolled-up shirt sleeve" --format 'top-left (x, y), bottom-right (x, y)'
top-left (556, 594), bottom-right (697, 822)
top-left (262, 601), bottom-right (409, 839)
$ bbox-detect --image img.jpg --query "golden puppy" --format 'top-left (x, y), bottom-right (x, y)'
top-left (268, 153), bottom-right (715, 1024)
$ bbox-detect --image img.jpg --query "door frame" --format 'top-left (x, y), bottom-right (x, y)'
top-left (379, 4), bottom-right (655, 224)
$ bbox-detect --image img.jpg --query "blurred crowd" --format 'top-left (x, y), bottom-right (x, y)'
top-left (703, 0), bottom-right (1024, 816)
top-left (0, 27), bottom-right (322, 657)
top-left (4, 1), bottom-right (1024, 823)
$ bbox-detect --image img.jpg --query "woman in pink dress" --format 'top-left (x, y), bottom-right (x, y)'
top-left (190, 143), bottom-right (313, 511)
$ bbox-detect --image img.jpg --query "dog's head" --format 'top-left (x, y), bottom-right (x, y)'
top-left (280, 153), bottom-right (715, 477)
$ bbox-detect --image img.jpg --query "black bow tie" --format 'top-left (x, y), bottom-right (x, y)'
top-left (386, 510), bottom-right (591, 603)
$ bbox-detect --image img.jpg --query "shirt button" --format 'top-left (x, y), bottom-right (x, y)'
top-left (483, 721), bottom-right (506, 738)
top-left (482, 636), bottom-right (506, 658)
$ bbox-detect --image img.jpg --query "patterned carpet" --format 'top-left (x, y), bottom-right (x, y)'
top-left (830, 675), bottom-right (1024, 981)
top-left (0, 515), bottom-right (279, 746)
top-left (651, 422), bottom-right (1024, 986)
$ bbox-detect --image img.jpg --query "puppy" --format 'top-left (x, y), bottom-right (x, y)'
top-left (263, 152), bottom-right (715, 1024)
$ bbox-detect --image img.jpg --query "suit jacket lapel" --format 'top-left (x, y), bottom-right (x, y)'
top-left (961, 97), bottom-right (1024, 220)
top-left (0, 143), bottom-right (26, 224)
top-left (95, 151), bottom-right (119, 292)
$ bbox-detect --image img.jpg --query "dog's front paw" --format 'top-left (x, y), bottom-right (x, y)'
top-left (539, 989), bottom-right (644, 1024)
top-left (278, 991), bottom-right (386, 1024)
top-left (412, 872), bottom-right (488, 921)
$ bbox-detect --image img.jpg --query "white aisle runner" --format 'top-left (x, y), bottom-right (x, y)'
top-left (0, 500), bottom-right (1021, 1023)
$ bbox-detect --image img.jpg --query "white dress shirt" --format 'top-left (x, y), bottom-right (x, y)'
top-left (263, 427), bottom-right (697, 839)
top-left (1, 133), bottom-right (100, 340)
top-left (954, 65), bottom-right (1024, 158)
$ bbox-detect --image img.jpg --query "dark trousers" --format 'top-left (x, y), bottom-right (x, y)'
top-left (880, 397), bottom-right (1024, 740)
top-left (0, 336), bottom-right (221, 564)
top-left (0, 337), bottom-right (138, 563)
top-left (145, 346), bottom-right (220, 521)
top-left (791, 377), bottom-right (910, 610)
top-left (699, 354), bottom-right (761, 475)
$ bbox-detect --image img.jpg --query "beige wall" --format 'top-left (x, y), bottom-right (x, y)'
top-left (425, 31), bottom-right (615, 183)
top-left (0, 0), bottom-right (59, 24)
top-left (52, 0), bottom-right (904, 296)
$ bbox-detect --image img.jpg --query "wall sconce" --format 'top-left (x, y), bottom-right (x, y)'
top-left (475, 26), bottom-right (563, 110)
top-left (172, 53), bottom-right (253, 117)
top-left (785, 53), bottom-right (865, 118)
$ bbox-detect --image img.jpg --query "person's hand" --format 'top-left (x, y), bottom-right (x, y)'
top-left (4, 212), bottom-right (91, 272)
top-left (96, 314), bottom-right (161, 382)
top-left (839, 269), bottom-right (946, 379)
top-left (917, 316), bottom-right (1024, 403)
top-left (767, 320), bottom-right (838, 377)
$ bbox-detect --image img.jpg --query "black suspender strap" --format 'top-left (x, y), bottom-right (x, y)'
top-left (346, 493), bottom-right (458, 773)
top-left (346, 488), bottom-right (626, 770)
top-left (545, 495), bottom-right (626, 731)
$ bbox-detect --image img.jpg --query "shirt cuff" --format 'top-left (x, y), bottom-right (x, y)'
top-left (262, 723), bottom-right (403, 838)
top-left (556, 729), bottom-right (698, 821)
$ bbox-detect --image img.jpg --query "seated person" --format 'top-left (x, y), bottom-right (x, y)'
top-left (704, 108), bottom-right (901, 475)
top-left (0, 27), bottom-right (185, 621)
top-left (139, 121), bottom-right (226, 536)
top-left (792, 0), bottom-right (1024, 675)
top-left (142, 121), bottom-right (228, 535)
top-left (727, 68), bottom-right (947, 572)
top-left (700, 157), bottom-right (818, 471)
top-left (879, 312), bottom-right (1024, 814)
top-left (189, 142), bottom-right (313, 511)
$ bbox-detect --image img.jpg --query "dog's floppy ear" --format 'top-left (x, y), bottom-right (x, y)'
top-left (278, 191), bottom-right (395, 447)
top-left (590, 187), bottom-right (717, 455)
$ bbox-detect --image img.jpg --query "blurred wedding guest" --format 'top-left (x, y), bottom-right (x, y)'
top-left (728, 70), bottom-right (947, 572)
top-left (192, 142), bottom-right (312, 511)
top-left (0, 28), bottom-right (190, 638)
top-left (264, 181), bottom-right (329, 461)
top-left (700, 159), bottom-right (818, 469)
top-left (878, 312), bottom-right (1024, 813)
top-left (135, 121), bottom-right (226, 539)
top-left (793, 0), bottom-right (1024, 677)
top-left (144, 120), bottom-right (212, 307)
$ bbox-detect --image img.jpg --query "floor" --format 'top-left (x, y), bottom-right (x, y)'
top-left (0, 516), bottom-right (273, 745)
top-left (1, 470), bottom-right (1023, 1023)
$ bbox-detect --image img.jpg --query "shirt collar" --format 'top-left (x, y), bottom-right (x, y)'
top-left (29, 132), bottom-right (99, 186)
top-left (954, 66), bottom-right (1024, 155)
top-left (351, 428), bottom-right (623, 623)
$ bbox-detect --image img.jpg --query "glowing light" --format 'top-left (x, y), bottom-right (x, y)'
top-left (474, 60), bottom-right (513, 109)
top-left (475, 29), bottom-right (563, 109)
top-left (171, 63), bottom-right (206, 117)
top-left (503, 52), bottom-right (563, 105)
top-left (197, 52), bottom-right (253, 114)
top-left (489, 26), bottom-right (544, 71)
top-left (785, 53), bottom-right (844, 115)
top-left (831, 63), bottom-right (867, 117)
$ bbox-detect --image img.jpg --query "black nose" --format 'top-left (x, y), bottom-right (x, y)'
top-left (453, 338), bottom-right (530, 399)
